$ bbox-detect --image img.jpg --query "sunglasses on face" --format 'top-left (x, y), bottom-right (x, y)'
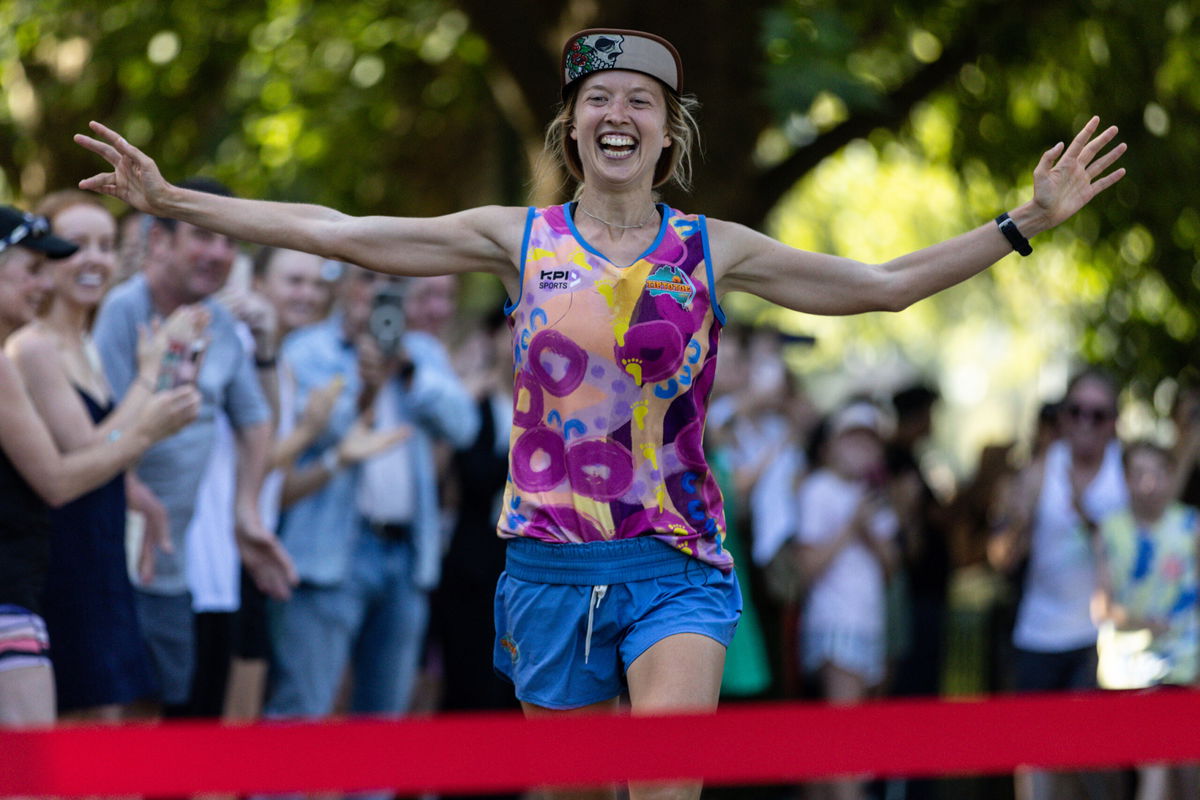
top-left (1065, 403), bottom-right (1115, 426)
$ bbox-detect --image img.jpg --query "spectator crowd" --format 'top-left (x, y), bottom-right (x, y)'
top-left (1, 188), bottom-right (1198, 800)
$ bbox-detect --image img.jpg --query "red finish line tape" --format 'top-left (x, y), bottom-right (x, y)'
top-left (3, 691), bottom-right (1200, 796)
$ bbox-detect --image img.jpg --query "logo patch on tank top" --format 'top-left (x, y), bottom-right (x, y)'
top-left (644, 265), bottom-right (695, 309)
top-left (538, 269), bottom-right (582, 292)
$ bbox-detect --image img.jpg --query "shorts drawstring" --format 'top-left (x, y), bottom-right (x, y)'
top-left (584, 584), bottom-right (609, 664)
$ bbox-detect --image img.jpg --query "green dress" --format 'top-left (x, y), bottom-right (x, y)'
top-left (710, 446), bottom-right (772, 696)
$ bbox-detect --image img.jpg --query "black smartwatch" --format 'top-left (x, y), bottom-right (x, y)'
top-left (995, 212), bottom-right (1032, 256)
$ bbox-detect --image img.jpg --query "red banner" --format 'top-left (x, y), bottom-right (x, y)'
top-left (3, 691), bottom-right (1199, 796)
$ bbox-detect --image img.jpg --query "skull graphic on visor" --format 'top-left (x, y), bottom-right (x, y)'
top-left (565, 34), bottom-right (625, 83)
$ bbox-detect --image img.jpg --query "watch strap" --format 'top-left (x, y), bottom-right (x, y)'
top-left (995, 212), bottom-right (1033, 256)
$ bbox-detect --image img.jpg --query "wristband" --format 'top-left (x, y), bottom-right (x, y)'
top-left (320, 448), bottom-right (341, 473)
top-left (995, 212), bottom-right (1032, 256)
top-left (254, 355), bottom-right (278, 369)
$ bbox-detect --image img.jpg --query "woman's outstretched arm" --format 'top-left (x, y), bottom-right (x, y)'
top-left (74, 121), bottom-right (525, 297)
top-left (711, 116), bottom-right (1126, 315)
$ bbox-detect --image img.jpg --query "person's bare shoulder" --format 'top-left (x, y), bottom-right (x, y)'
top-left (0, 346), bottom-right (27, 396)
top-left (5, 324), bottom-right (61, 373)
top-left (464, 205), bottom-right (534, 263)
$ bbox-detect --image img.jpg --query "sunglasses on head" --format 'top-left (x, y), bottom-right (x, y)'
top-left (1065, 403), bottom-right (1115, 425)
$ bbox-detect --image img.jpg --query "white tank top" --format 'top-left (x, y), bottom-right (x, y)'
top-left (1013, 439), bottom-right (1128, 652)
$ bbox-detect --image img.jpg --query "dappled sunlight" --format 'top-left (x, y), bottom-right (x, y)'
top-left (734, 105), bottom-right (1119, 474)
top-left (0, 0), bottom-right (1194, 412)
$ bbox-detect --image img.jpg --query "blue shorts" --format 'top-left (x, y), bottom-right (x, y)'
top-left (493, 537), bottom-right (742, 710)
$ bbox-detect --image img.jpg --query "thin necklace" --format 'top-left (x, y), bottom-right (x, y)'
top-left (578, 203), bottom-right (657, 230)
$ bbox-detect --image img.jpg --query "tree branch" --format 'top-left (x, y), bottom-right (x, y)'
top-left (746, 0), bottom-right (1042, 228)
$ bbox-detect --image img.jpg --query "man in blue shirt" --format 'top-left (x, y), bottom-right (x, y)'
top-left (265, 265), bottom-right (477, 728)
top-left (93, 178), bottom-right (295, 712)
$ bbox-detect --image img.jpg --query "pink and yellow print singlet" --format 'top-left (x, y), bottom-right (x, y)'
top-left (498, 202), bottom-right (734, 572)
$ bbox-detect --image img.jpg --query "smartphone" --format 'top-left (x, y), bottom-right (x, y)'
top-left (156, 338), bottom-right (207, 389)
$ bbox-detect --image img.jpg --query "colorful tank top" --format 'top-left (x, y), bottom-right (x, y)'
top-left (1099, 504), bottom-right (1199, 684)
top-left (498, 202), bottom-right (733, 572)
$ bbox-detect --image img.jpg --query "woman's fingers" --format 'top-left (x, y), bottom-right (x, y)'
top-left (76, 122), bottom-right (153, 180)
top-left (1089, 166), bottom-right (1127, 196)
top-left (76, 121), bottom-right (168, 204)
top-left (1077, 124), bottom-right (1120, 166)
top-left (75, 127), bottom-right (128, 194)
top-left (1036, 117), bottom-right (1125, 213)
top-left (1035, 141), bottom-right (1064, 175)
top-left (90, 121), bottom-right (152, 168)
top-left (78, 172), bottom-right (124, 196)
top-left (1063, 115), bottom-right (1100, 161)
top-left (88, 120), bottom-right (132, 153)
top-left (73, 133), bottom-right (121, 165)
top-left (1086, 141), bottom-right (1127, 179)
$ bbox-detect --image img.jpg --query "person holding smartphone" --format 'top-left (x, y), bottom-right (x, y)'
top-left (90, 178), bottom-right (295, 717)
top-left (0, 204), bottom-right (199, 726)
top-left (231, 264), bottom-right (474, 778)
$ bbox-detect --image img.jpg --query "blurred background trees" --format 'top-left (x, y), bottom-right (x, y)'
top-left (2, 0), bottom-right (1196, 470)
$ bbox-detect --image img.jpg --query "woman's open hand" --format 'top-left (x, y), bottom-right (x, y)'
top-left (74, 121), bottom-right (173, 215)
top-left (1031, 115), bottom-right (1127, 231)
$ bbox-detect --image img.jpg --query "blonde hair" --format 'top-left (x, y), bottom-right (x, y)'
top-left (35, 189), bottom-right (111, 223)
top-left (543, 82), bottom-right (701, 194)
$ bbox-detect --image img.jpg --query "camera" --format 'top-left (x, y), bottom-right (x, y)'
top-left (368, 279), bottom-right (408, 358)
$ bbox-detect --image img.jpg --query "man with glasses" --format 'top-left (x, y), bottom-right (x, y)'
top-left (260, 265), bottom-right (476, 761)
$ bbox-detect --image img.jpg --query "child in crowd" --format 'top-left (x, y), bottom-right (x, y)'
top-left (1095, 440), bottom-right (1198, 800)
top-left (795, 400), bottom-right (899, 799)
top-left (1096, 441), bottom-right (1198, 688)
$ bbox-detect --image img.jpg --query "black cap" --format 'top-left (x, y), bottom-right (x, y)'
top-left (0, 206), bottom-right (78, 259)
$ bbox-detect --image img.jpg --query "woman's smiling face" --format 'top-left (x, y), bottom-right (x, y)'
top-left (570, 70), bottom-right (671, 190)
top-left (46, 202), bottom-right (117, 311)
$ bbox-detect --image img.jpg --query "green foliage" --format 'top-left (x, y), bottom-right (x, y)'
top-left (0, 0), bottom-right (505, 215)
top-left (761, 4), bottom-right (883, 124)
top-left (746, 0), bottom-right (1200, 408)
top-left (937, 1), bottom-right (1200, 391)
top-left (2, 0), bottom-right (1195, 413)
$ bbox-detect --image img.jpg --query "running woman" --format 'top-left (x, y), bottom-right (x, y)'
top-left (75, 28), bottom-right (1125, 800)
